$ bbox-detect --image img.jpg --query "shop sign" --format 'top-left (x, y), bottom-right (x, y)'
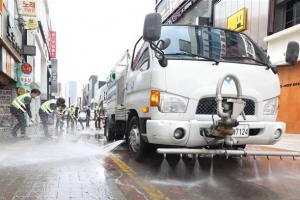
top-left (17, 87), bottom-right (26, 95)
top-left (49, 31), bottom-right (56, 58)
top-left (0, 90), bottom-right (12, 125)
top-left (21, 0), bottom-right (37, 17)
top-left (21, 63), bottom-right (33, 74)
top-left (20, 74), bottom-right (33, 85)
top-left (3, 6), bottom-right (22, 61)
top-left (157, 0), bottom-right (185, 22)
top-left (51, 59), bottom-right (58, 93)
top-left (227, 8), bottom-right (247, 32)
top-left (165, 0), bottom-right (199, 24)
top-left (26, 18), bottom-right (38, 29)
top-left (6, 15), bottom-right (23, 55)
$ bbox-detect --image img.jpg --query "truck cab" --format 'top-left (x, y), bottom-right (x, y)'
top-left (105, 13), bottom-right (299, 161)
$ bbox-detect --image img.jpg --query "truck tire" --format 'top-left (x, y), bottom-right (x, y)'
top-left (105, 116), bottom-right (115, 142)
top-left (128, 116), bottom-right (145, 161)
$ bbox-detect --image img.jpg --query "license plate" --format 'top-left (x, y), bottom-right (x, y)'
top-left (233, 124), bottom-right (249, 137)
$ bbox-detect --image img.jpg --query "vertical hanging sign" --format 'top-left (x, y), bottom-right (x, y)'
top-left (49, 31), bottom-right (56, 58)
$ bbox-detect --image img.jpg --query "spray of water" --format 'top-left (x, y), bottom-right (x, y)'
top-left (192, 157), bottom-right (203, 180)
top-left (175, 155), bottom-right (188, 181)
top-left (253, 159), bottom-right (260, 180)
top-left (157, 158), bottom-right (171, 180)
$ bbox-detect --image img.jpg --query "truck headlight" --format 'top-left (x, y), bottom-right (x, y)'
top-left (263, 97), bottom-right (278, 115)
top-left (159, 93), bottom-right (188, 113)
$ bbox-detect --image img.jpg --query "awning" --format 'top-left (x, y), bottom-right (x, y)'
top-left (0, 71), bottom-right (17, 86)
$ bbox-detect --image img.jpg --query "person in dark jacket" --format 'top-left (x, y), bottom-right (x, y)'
top-left (10, 88), bottom-right (41, 139)
top-left (74, 106), bottom-right (84, 130)
top-left (94, 106), bottom-right (102, 130)
top-left (85, 106), bottom-right (91, 127)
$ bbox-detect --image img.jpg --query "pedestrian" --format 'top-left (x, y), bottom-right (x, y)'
top-left (55, 104), bottom-right (67, 133)
top-left (39, 97), bottom-right (66, 139)
top-left (74, 106), bottom-right (84, 130)
top-left (94, 106), bottom-right (101, 130)
top-left (10, 88), bottom-right (41, 139)
top-left (85, 106), bottom-right (91, 127)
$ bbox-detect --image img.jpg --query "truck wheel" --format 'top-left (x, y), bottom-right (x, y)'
top-left (128, 116), bottom-right (145, 161)
top-left (105, 116), bottom-right (115, 142)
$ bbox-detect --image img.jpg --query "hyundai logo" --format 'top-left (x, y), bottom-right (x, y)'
top-left (225, 77), bottom-right (232, 83)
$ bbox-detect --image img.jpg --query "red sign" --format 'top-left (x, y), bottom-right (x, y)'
top-left (50, 31), bottom-right (56, 58)
top-left (21, 63), bottom-right (33, 74)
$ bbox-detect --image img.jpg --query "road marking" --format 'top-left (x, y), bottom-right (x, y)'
top-left (110, 155), bottom-right (171, 200)
top-left (0, 140), bottom-right (32, 163)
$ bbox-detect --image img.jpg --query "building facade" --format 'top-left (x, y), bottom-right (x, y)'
top-left (0, 0), bottom-right (54, 126)
top-left (88, 75), bottom-right (97, 109)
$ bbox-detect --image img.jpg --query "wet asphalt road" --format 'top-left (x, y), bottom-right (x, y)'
top-left (0, 122), bottom-right (299, 200)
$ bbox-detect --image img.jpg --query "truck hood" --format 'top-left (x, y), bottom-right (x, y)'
top-left (164, 60), bottom-right (280, 102)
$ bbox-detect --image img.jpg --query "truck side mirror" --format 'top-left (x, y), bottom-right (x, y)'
top-left (143, 13), bottom-right (161, 42)
top-left (285, 41), bottom-right (299, 66)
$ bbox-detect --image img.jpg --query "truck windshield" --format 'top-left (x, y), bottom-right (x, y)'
top-left (158, 25), bottom-right (271, 66)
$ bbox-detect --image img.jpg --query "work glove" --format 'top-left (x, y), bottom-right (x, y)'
top-left (30, 118), bottom-right (35, 123)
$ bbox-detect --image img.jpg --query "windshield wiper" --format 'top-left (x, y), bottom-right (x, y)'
top-left (164, 52), bottom-right (219, 65)
top-left (221, 55), bottom-right (271, 68)
top-left (221, 55), bottom-right (278, 74)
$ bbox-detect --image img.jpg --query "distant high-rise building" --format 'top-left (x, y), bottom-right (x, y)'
top-left (65, 81), bottom-right (77, 107)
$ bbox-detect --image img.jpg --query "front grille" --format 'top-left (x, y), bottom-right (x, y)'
top-left (196, 97), bottom-right (255, 115)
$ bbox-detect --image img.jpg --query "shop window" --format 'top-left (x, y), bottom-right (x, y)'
top-left (285, 0), bottom-right (300, 28)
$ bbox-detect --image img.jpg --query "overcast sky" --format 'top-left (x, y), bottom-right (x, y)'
top-left (48, 0), bottom-right (155, 86)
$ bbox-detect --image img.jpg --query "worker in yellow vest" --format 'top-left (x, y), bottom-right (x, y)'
top-left (10, 88), bottom-right (41, 139)
top-left (55, 104), bottom-right (67, 133)
top-left (39, 97), bottom-right (66, 139)
top-left (67, 105), bottom-right (76, 130)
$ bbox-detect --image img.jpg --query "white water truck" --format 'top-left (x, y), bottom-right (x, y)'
top-left (105, 13), bottom-right (300, 161)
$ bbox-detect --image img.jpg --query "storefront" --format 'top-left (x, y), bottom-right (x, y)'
top-left (264, 24), bottom-right (300, 134)
top-left (0, 4), bottom-right (23, 127)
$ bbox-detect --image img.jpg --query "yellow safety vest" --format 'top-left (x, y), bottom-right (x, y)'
top-left (11, 93), bottom-right (31, 112)
top-left (41, 99), bottom-right (57, 114)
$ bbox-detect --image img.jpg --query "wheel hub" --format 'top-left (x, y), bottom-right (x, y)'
top-left (129, 125), bottom-right (140, 153)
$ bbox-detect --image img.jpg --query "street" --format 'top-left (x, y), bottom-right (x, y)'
top-left (0, 122), bottom-right (299, 200)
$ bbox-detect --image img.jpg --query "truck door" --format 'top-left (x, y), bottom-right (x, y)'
top-left (126, 41), bottom-right (151, 111)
